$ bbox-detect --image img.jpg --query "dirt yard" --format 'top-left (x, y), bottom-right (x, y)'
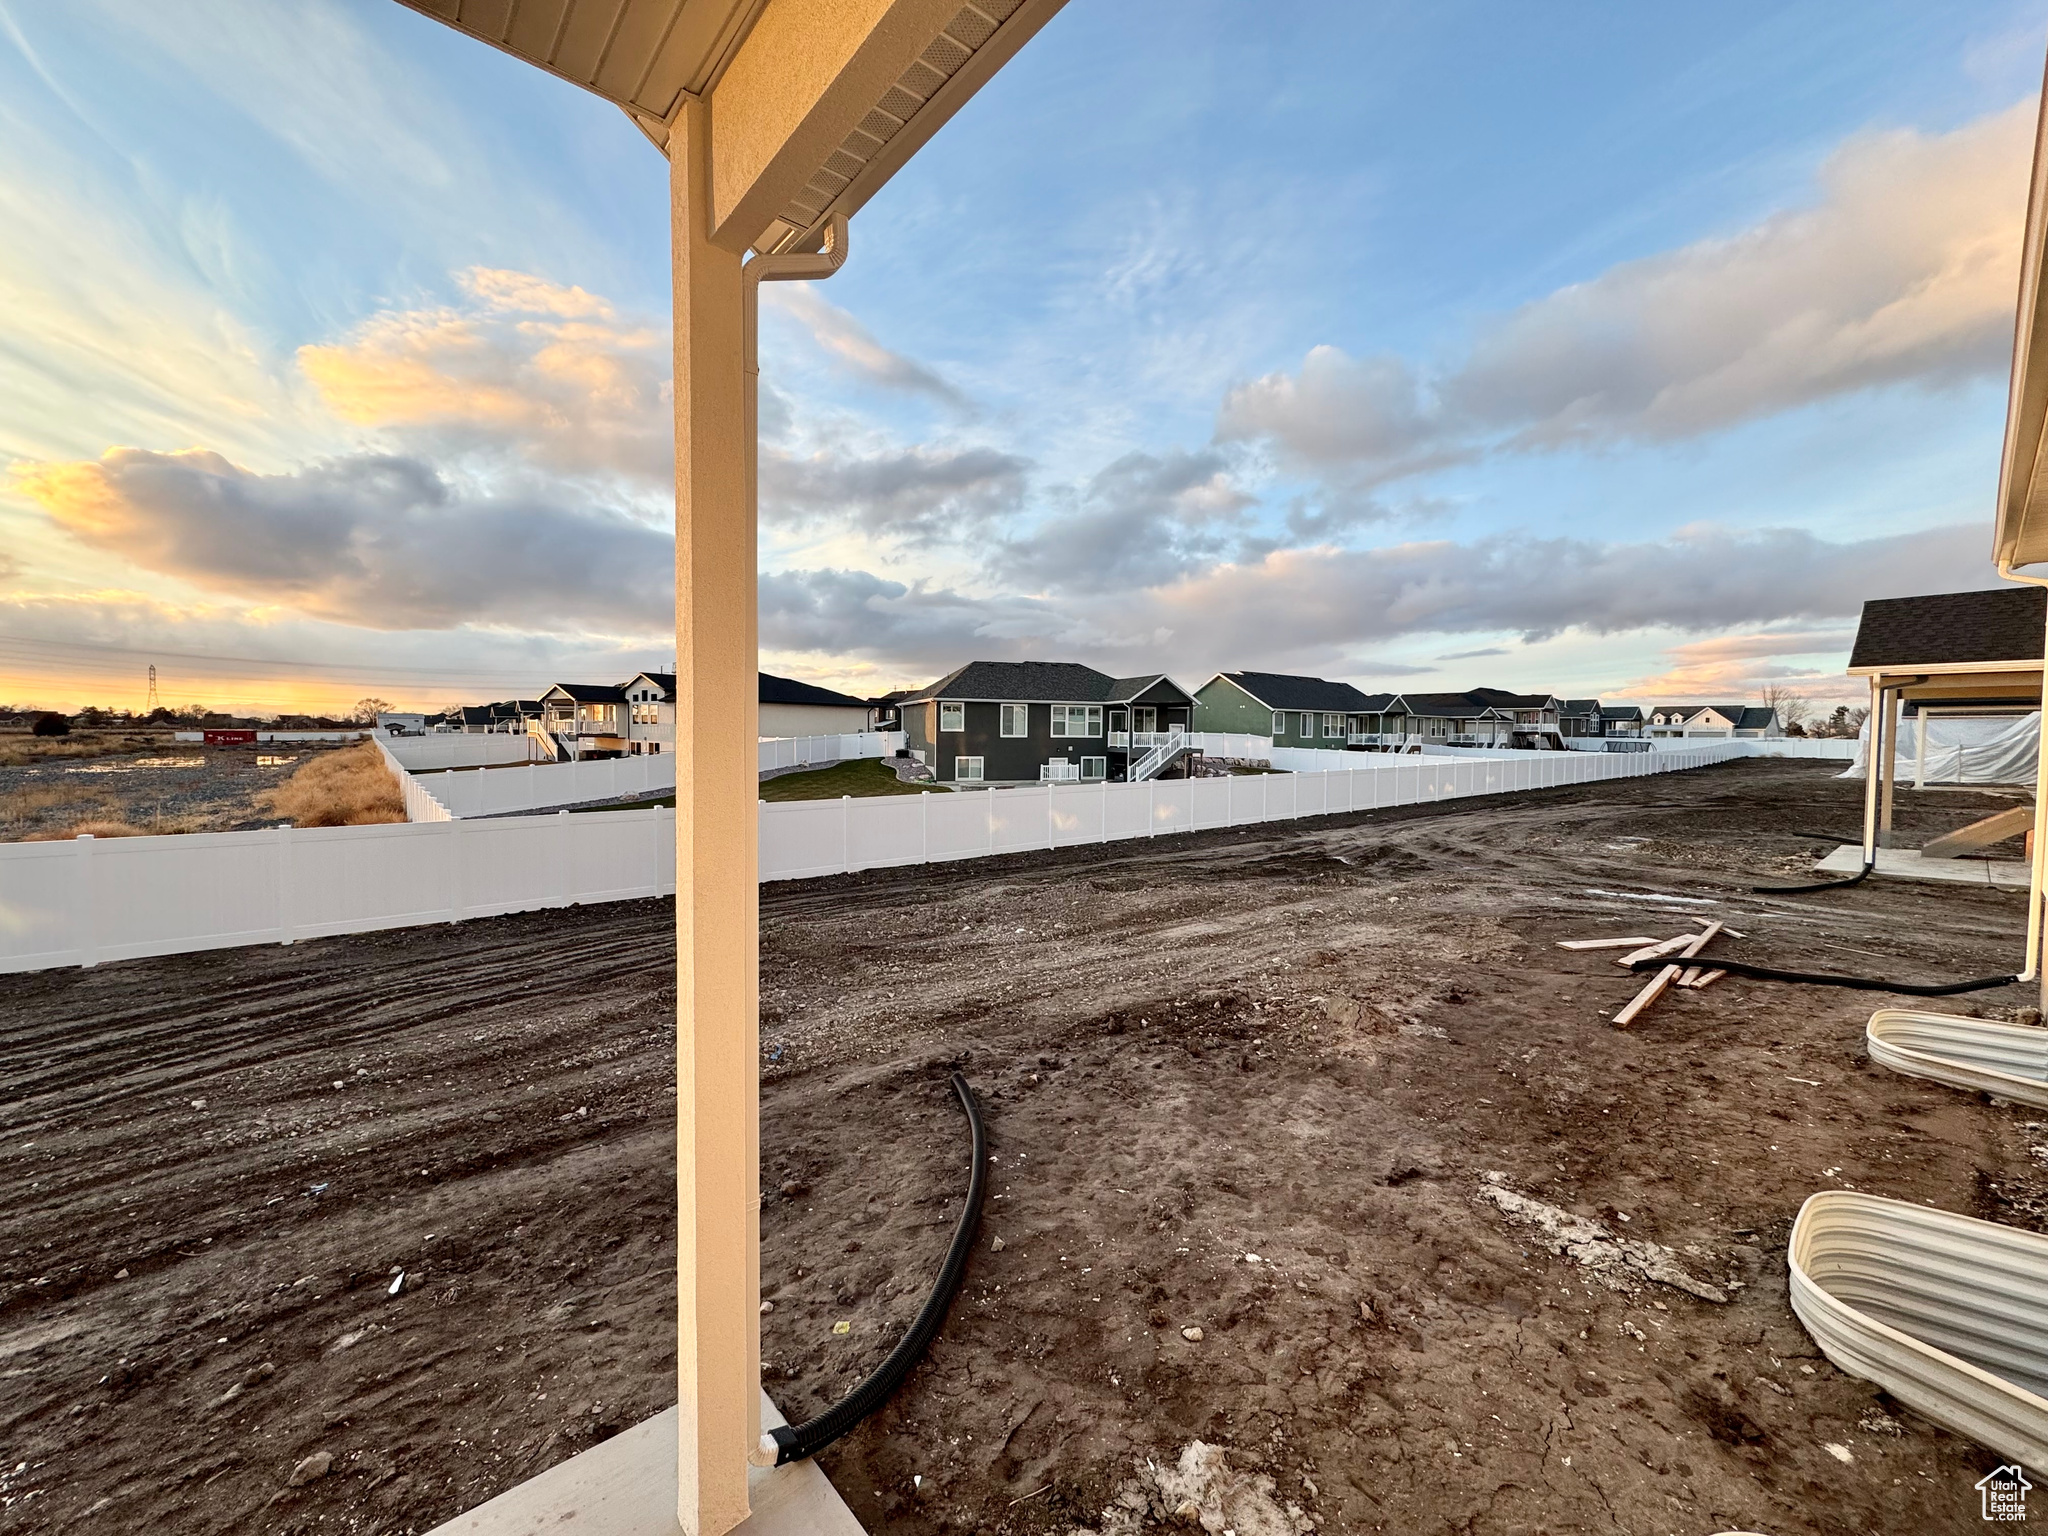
top-left (3, 758), bottom-right (2043, 1534)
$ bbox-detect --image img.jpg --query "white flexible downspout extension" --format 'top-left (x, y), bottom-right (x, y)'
top-left (743, 213), bottom-right (847, 1473)
top-left (1995, 559), bottom-right (2048, 992)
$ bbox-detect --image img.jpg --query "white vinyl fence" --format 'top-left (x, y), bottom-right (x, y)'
top-left (381, 734), bottom-right (539, 771)
top-left (758, 740), bottom-right (1750, 881)
top-left (759, 732), bottom-right (903, 773)
top-left (0, 810), bottom-right (674, 973)
top-left (4, 739), bottom-right (1753, 974)
top-left (408, 752), bottom-right (678, 818)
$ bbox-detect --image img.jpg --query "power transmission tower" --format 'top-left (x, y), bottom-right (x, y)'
top-left (146, 664), bottom-right (159, 713)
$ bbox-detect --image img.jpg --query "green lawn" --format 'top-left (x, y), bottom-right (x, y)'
top-left (757, 758), bottom-right (934, 801)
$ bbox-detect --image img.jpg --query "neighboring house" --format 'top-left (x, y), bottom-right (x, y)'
top-left (457, 700), bottom-right (545, 734)
top-left (622, 672), bottom-right (676, 754)
top-left (1372, 689), bottom-right (1565, 750)
top-left (898, 661), bottom-right (1196, 784)
top-left (541, 683), bottom-right (630, 759)
top-left (375, 712), bottom-right (428, 736)
top-left (1601, 704), bottom-right (1645, 738)
top-left (1559, 698), bottom-right (1606, 739)
top-left (869, 688), bottom-right (912, 732)
top-left (759, 672), bottom-right (874, 737)
top-left (1192, 671), bottom-right (1385, 748)
top-left (1647, 704), bottom-right (1781, 739)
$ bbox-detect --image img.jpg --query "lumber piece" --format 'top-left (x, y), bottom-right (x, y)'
top-left (1920, 805), bottom-right (2033, 860)
top-left (1692, 969), bottom-right (1727, 989)
top-left (1614, 921), bottom-right (1722, 1027)
top-left (1556, 937), bottom-right (1657, 951)
top-left (1616, 935), bottom-right (1696, 967)
top-left (1614, 965), bottom-right (1680, 1026)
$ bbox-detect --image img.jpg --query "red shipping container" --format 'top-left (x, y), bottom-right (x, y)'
top-left (203, 729), bottom-right (257, 745)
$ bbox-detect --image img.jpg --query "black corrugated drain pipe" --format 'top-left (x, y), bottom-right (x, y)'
top-left (754, 1070), bottom-right (987, 1468)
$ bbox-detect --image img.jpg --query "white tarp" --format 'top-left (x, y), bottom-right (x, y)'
top-left (1839, 711), bottom-right (2038, 784)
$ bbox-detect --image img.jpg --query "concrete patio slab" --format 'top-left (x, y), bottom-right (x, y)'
top-left (1816, 845), bottom-right (2030, 889)
top-left (425, 1392), bottom-right (864, 1536)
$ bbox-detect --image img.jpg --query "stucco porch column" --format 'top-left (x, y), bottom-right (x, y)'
top-left (669, 94), bottom-right (759, 1536)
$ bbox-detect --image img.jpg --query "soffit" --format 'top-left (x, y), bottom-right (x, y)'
top-left (395, 0), bottom-right (765, 124)
top-left (396, 0), bottom-right (1066, 253)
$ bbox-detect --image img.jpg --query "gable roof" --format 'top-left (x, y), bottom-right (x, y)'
top-left (758, 671), bottom-right (869, 709)
top-left (624, 672), bottom-right (676, 699)
top-left (1562, 698), bottom-right (1601, 715)
top-left (543, 682), bottom-right (627, 703)
top-left (1104, 673), bottom-right (1193, 704)
top-left (901, 660), bottom-right (1120, 704)
top-left (1847, 587), bottom-right (2047, 672)
top-left (1601, 704), bottom-right (1644, 721)
top-left (1212, 670), bottom-right (1377, 712)
top-left (1652, 704), bottom-right (1777, 729)
top-left (1464, 686), bottom-right (1560, 710)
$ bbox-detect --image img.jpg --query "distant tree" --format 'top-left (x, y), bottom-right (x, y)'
top-left (1812, 704), bottom-right (1871, 739)
top-left (350, 697), bottom-right (395, 725)
top-left (1759, 685), bottom-right (1810, 731)
top-left (1783, 720), bottom-right (1807, 737)
top-left (31, 711), bottom-right (71, 737)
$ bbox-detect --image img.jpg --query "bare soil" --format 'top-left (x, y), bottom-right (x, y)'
top-left (3, 759), bottom-right (2043, 1535)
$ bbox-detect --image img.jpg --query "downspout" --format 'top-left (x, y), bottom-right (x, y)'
top-left (744, 211), bottom-right (849, 511)
top-left (1995, 559), bottom-right (2048, 1000)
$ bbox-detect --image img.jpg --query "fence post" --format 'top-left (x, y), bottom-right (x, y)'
top-left (275, 823), bottom-right (292, 945)
top-left (74, 833), bottom-right (96, 969)
top-left (841, 795), bottom-right (852, 874)
top-left (448, 819), bottom-right (466, 924)
top-left (1047, 786), bottom-right (1055, 850)
top-left (1101, 778), bottom-right (1110, 842)
top-left (921, 790), bottom-right (930, 866)
top-left (1148, 778), bottom-right (1156, 836)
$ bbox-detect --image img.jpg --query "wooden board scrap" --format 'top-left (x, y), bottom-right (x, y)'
top-left (1614, 922), bottom-right (1722, 1027)
top-left (1556, 937), bottom-right (1658, 951)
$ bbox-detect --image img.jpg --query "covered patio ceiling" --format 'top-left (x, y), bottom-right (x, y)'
top-left (397, 0), bottom-right (1063, 253)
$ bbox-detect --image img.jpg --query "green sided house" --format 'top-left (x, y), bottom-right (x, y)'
top-left (1192, 671), bottom-right (1389, 748)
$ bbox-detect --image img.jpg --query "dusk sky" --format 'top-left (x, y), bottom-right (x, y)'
top-left (2, 0), bottom-right (2045, 714)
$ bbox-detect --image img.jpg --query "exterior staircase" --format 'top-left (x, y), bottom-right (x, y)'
top-left (1128, 733), bottom-right (1197, 781)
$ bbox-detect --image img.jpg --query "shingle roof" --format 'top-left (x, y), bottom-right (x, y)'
top-left (1391, 691), bottom-right (1516, 718)
top-left (1652, 704), bottom-right (1777, 729)
top-left (1465, 686), bottom-right (1558, 709)
top-left (1215, 671), bottom-right (1378, 712)
top-left (545, 682), bottom-right (626, 703)
top-left (1601, 704), bottom-right (1644, 721)
top-left (1562, 698), bottom-right (1601, 715)
top-left (1104, 673), bottom-right (1193, 704)
top-left (901, 661), bottom-right (1121, 704)
top-left (758, 671), bottom-right (869, 709)
top-left (1848, 587), bottom-right (2046, 671)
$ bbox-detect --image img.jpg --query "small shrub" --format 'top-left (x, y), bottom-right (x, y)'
top-left (31, 712), bottom-right (71, 737)
top-left (264, 742), bottom-right (407, 827)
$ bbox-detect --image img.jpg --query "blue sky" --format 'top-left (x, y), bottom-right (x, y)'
top-left (1, 0), bottom-right (2043, 714)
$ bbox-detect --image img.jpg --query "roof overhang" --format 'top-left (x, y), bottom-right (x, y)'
top-left (1995, 66), bottom-right (2048, 570)
top-left (396, 0), bottom-right (1068, 255)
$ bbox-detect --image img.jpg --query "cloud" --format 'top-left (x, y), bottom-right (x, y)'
top-left (1002, 448), bottom-right (1256, 592)
top-left (14, 446), bottom-right (672, 635)
top-left (1137, 523), bottom-right (1996, 664)
top-left (1613, 629), bottom-right (1863, 704)
top-left (1219, 100), bottom-right (2033, 469)
top-left (1438, 646), bottom-right (1508, 660)
top-left (298, 266), bottom-right (671, 486)
top-left (759, 567), bottom-right (1062, 663)
top-left (765, 284), bottom-right (970, 409)
top-left (761, 442), bottom-right (1029, 545)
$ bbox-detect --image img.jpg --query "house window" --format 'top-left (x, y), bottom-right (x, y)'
top-left (940, 702), bottom-right (965, 732)
top-left (1081, 756), bottom-right (1106, 780)
top-left (1428, 718), bottom-right (1448, 738)
top-left (1298, 712), bottom-right (1313, 736)
top-left (954, 755), bottom-right (983, 781)
top-left (1271, 711), bottom-right (1284, 736)
top-left (1322, 712), bottom-right (1343, 738)
top-left (1050, 705), bottom-right (1102, 737)
top-left (1000, 703), bottom-right (1029, 737)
